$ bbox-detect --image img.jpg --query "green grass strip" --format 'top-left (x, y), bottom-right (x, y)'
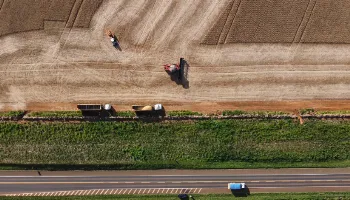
top-left (167, 110), bottom-right (203, 116)
top-left (0, 119), bottom-right (350, 169)
top-left (0, 111), bottom-right (25, 117)
top-left (27, 111), bottom-right (83, 118)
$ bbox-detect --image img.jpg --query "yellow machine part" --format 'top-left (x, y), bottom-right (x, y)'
top-left (141, 106), bottom-right (153, 111)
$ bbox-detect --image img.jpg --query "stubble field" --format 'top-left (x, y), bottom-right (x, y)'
top-left (0, 0), bottom-right (350, 111)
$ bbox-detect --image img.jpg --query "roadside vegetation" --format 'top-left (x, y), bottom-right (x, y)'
top-left (0, 111), bottom-right (25, 118)
top-left (2, 193), bottom-right (350, 200)
top-left (27, 111), bottom-right (83, 118)
top-left (222, 110), bottom-right (289, 116)
top-left (0, 119), bottom-right (350, 170)
top-left (3, 109), bottom-right (350, 121)
top-left (167, 110), bottom-right (203, 117)
top-left (114, 111), bottom-right (136, 117)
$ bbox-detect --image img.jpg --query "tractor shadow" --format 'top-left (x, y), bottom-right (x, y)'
top-left (230, 187), bottom-right (251, 197)
top-left (113, 37), bottom-right (122, 51)
top-left (169, 59), bottom-right (189, 89)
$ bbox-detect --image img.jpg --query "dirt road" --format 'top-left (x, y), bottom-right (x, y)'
top-left (1, 0), bottom-right (350, 111)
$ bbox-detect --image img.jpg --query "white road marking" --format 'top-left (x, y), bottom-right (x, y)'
top-left (198, 188), bottom-right (202, 193)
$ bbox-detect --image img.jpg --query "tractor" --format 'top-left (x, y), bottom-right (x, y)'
top-left (164, 58), bottom-right (184, 80)
top-left (164, 63), bottom-right (180, 74)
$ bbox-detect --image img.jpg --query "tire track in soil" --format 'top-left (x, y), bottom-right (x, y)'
top-left (289, 0), bottom-right (317, 60)
top-left (201, 0), bottom-right (235, 45)
top-left (219, 0), bottom-right (241, 44)
top-left (0, 0), bottom-right (4, 11)
top-left (66, 0), bottom-right (84, 28)
top-left (293, 0), bottom-right (317, 43)
top-left (53, 0), bottom-right (85, 66)
top-left (152, 0), bottom-right (195, 49)
top-left (135, 0), bottom-right (157, 49)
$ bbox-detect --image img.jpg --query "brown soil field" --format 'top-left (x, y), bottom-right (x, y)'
top-left (0, 0), bottom-right (350, 111)
top-left (202, 0), bottom-right (350, 44)
top-left (301, 0), bottom-right (350, 43)
top-left (0, 0), bottom-right (102, 36)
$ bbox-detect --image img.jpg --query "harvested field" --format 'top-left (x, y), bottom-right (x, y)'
top-left (0, 0), bottom-right (350, 111)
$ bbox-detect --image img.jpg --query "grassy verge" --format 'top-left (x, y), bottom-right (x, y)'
top-left (315, 110), bottom-right (350, 115)
top-left (26, 111), bottom-right (83, 118)
top-left (115, 111), bottom-right (136, 117)
top-left (2, 193), bottom-right (350, 200)
top-left (1, 160), bottom-right (350, 171)
top-left (167, 110), bottom-right (203, 116)
top-left (0, 111), bottom-right (25, 118)
top-left (222, 110), bottom-right (289, 116)
top-left (0, 119), bottom-right (349, 170)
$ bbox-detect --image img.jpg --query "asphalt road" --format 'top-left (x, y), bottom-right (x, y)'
top-left (1, 172), bottom-right (350, 194)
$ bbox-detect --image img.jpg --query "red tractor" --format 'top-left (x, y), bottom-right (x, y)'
top-left (164, 58), bottom-right (184, 80)
top-left (164, 63), bottom-right (180, 74)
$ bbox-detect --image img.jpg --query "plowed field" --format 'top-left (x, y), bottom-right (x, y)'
top-left (202, 0), bottom-right (350, 44)
top-left (0, 0), bottom-right (102, 36)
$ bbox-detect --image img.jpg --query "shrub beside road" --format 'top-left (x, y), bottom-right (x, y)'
top-left (0, 119), bottom-right (349, 170)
